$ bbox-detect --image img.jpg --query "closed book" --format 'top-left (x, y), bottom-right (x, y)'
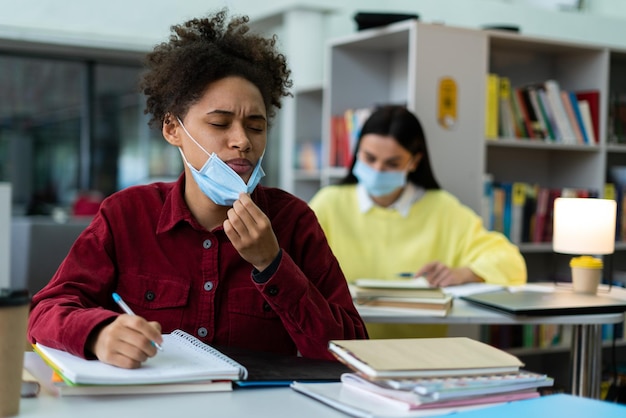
top-left (354, 295), bottom-right (453, 317)
top-left (544, 80), bottom-right (576, 143)
top-left (485, 73), bottom-right (500, 139)
top-left (577, 100), bottom-right (597, 144)
top-left (575, 90), bottom-right (600, 143)
top-left (341, 372), bottom-right (552, 404)
top-left (352, 288), bottom-right (447, 300)
top-left (561, 90), bottom-right (585, 144)
top-left (328, 337), bottom-right (523, 379)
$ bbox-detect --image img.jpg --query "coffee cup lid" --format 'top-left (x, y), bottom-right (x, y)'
top-left (0, 288), bottom-right (31, 306)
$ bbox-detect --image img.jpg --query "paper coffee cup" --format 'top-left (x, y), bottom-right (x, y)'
top-left (0, 289), bottom-right (30, 417)
top-left (570, 256), bottom-right (603, 295)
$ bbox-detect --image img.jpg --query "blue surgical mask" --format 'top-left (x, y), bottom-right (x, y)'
top-left (352, 159), bottom-right (407, 197)
top-left (177, 117), bottom-right (265, 206)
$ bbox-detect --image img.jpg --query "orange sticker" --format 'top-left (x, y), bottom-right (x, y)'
top-left (438, 77), bottom-right (457, 129)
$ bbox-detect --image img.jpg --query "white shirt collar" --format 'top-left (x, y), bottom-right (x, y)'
top-left (356, 183), bottom-right (425, 217)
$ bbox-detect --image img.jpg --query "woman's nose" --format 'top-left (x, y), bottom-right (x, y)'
top-left (229, 124), bottom-right (252, 151)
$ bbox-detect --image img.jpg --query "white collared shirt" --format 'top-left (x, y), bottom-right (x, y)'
top-left (356, 182), bottom-right (425, 217)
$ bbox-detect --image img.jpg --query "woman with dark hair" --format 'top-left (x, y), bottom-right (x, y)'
top-left (27, 9), bottom-right (367, 368)
top-left (310, 105), bottom-right (526, 338)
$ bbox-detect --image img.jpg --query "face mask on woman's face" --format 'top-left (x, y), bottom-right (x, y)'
top-left (352, 159), bottom-right (408, 197)
top-left (176, 117), bottom-right (265, 206)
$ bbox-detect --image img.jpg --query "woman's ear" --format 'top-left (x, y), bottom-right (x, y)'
top-left (409, 153), bottom-right (423, 172)
top-left (162, 113), bottom-right (182, 146)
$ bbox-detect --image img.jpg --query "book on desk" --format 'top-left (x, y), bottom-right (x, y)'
top-left (292, 336), bottom-right (555, 416)
top-left (350, 278), bottom-right (452, 316)
top-left (328, 337), bottom-right (524, 379)
top-left (27, 329), bottom-right (351, 396)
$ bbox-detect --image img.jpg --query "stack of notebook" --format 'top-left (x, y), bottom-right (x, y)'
top-left (292, 337), bottom-right (553, 416)
top-left (29, 329), bottom-right (248, 396)
top-left (350, 278), bottom-right (452, 316)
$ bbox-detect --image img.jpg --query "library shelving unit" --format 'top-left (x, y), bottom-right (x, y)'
top-left (290, 83), bottom-right (324, 202)
top-left (322, 18), bottom-right (626, 283)
top-left (319, 20), bottom-right (626, 364)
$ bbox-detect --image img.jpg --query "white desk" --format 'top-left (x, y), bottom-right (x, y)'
top-left (19, 386), bottom-right (347, 418)
top-left (358, 284), bottom-right (626, 399)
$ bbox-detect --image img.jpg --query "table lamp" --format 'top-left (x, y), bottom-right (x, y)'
top-left (552, 197), bottom-right (616, 294)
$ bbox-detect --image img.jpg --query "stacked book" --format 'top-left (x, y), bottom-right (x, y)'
top-left (292, 337), bottom-right (553, 416)
top-left (351, 278), bottom-right (452, 317)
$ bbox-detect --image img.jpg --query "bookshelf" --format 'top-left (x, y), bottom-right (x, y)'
top-left (320, 19), bottom-right (626, 283)
top-left (318, 20), bottom-right (626, 357)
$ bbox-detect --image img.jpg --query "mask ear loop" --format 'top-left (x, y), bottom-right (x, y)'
top-left (176, 117), bottom-right (211, 158)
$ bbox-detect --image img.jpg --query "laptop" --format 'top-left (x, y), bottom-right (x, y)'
top-left (460, 288), bottom-right (626, 316)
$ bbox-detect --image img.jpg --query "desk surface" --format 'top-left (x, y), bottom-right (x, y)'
top-left (20, 386), bottom-right (346, 418)
top-left (358, 284), bottom-right (626, 325)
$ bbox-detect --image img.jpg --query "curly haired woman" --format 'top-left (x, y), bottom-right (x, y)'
top-left (28, 9), bottom-right (367, 368)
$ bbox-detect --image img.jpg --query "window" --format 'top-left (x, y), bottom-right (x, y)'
top-left (0, 53), bottom-right (182, 215)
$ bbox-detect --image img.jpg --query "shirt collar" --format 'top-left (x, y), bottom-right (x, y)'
top-left (356, 182), bottom-right (425, 217)
top-left (156, 173), bottom-right (194, 234)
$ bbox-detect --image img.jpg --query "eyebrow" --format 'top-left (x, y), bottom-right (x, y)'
top-left (207, 109), bottom-right (267, 122)
top-left (362, 150), bottom-right (403, 164)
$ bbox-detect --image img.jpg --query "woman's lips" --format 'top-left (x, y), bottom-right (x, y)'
top-left (227, 158), bottom-right (253, 175)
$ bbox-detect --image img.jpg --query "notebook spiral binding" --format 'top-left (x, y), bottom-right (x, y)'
top-left (171, 329), bottom-right (249, 379)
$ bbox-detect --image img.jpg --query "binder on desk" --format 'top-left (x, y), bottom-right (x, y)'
top-left (443, 393), bottom-right (626, 417)
top-left (460, 289), bottom-right (626, 316)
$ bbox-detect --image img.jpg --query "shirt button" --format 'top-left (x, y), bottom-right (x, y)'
top-left (203, 239), bottom-right (212, 249)
top-left (203, 281), bottom-right (214, 292)
top-left (144, 290), bottom-right (155, 301)
top-left (267, 285), bottom-right (279, 296)
top-left (197, 327), bottom-right (208, 338)
top-left (263, 302), bottom-right (272, 312)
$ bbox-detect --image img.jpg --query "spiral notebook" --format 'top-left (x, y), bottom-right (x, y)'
top-left (33, 329), bottom-right (248, 386)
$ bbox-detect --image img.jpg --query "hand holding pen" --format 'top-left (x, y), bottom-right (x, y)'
top-left (113, 293), bottom-right (163, 351)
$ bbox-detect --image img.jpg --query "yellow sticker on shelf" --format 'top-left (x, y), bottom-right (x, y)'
top-left (438, 77), bottom-right (457, 130)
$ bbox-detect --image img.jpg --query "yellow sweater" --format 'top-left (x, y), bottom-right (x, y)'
top-left (309, 185), bottom-right (527, 338)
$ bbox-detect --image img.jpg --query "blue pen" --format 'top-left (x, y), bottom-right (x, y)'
top-left (396, 272), bottom-right (415, 278)
top-left (112, 292), bottom-right (163, 351)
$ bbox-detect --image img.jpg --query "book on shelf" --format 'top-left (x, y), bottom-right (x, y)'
top-left (575, 90), bottom-right (600, 143)
top-left (543, 80), bottom-right (576, 143)
top-left (577, 99), bottom-right (597, 144)
top-left (485, 73), bottom-right (500, 139)
top-left (497, 76), bottom-right (515, 139)
top-left (560, 90), bottom-right (585, 144)
top-left (32, 329), bottom-right (248, 388)
top-left (328, 337), bottom-right (524, 380)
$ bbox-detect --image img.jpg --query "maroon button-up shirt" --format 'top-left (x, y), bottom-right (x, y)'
top-left (28, 175), bottom-right (367, 360)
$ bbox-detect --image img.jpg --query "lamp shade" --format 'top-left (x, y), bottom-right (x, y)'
top-left (552, 197), bottom-right (616, 255)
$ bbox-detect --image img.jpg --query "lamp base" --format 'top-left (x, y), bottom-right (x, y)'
top-left (570, 256), bottom-right (602, 295)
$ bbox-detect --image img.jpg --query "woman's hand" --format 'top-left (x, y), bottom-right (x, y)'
top-left (224, 193), bottom-right (280, 272)
top-left (416, 262), bottom-right (483, 287)
top-left (88, 314), bottom-right (162, 369)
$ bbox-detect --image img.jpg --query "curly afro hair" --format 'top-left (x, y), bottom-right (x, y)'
top-left (140, 9), bottom-right (292, 129)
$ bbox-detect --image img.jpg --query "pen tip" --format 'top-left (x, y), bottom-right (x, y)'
top-left (112, 292), bottom-right (121, 302)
